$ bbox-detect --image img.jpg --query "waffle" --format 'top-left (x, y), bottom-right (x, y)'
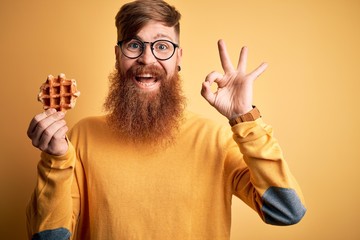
top-left (38, 73), bottom-right (80, 112)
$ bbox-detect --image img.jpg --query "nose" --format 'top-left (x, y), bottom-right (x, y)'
top-left (137, 43), bottom-right (156, 65)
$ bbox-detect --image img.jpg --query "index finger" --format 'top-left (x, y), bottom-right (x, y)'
top-left (27, 108), bottom-right (57, 138)
top-left (218, 39), bottom-right (235, 73)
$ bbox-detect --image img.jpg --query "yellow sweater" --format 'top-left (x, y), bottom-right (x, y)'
top-left (26, 111), bottom-right (306, 240)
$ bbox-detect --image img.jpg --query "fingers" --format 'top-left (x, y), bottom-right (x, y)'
top-left (201, 71), bottom-right (223, 105)
top-left (219, 40), bottom-right (267, 80)
top-left (248, 62), bottom-right (268, 80)
top-left (238, 46), bottom-right (268, 80)
top-left (218, 39), bottom-right (235, 73)
top-left (237, 46), bottom-right (248, 73)
top-left (27, 108), bottom-right (67, 151)
top-left (204, 71), bottom-right (223, 85)
top-left (27, 108), bottom-right (56, 138)
top-left (201, 81), bottom-right (215, 105)
top-left (37, 119), bottom-right (67, 152)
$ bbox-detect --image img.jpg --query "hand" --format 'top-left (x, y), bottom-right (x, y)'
top-left (201, 39), bottom-right (268, 119)
top-left (27, 108), bottom-right (69, 156)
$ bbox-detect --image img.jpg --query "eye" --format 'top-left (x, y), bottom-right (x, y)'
top-left (126, 40), bottom-right (142, 51)
top-left (154, 41), bottom-right (170, 51)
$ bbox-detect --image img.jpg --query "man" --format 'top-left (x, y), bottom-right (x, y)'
top-left (26, 0), bottom-right (306, 239)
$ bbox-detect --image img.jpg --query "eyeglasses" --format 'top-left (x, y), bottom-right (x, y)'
top-left (117, 38), bottom-right (179, 61)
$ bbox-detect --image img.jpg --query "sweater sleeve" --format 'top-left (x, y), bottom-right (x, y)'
top-left (26, 141), bottom-right (81, 240)
top-left (227, 118), bottom-right (306, 225)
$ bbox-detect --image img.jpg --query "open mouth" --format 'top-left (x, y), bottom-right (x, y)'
top-left (134, 73), bottom-right (159, 88)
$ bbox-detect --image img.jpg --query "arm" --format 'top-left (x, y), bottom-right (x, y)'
top-left (201, 40), bottom-right (306, 225)
top-left (26, 109), bottom-right (80, 239)
top-left (228, 118), bottom-right (306, 225)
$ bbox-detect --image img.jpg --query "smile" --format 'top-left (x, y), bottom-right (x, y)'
top-left (134, 73), bottom-right (160, 89)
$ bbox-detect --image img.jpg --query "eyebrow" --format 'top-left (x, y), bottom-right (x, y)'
top-left (136, 33), bottom-right (174, 42)
top-left (154, 33), bottom-right (172, 39)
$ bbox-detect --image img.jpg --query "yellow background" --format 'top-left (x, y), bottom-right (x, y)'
top-left (1, 0), bottom-right (359, 239)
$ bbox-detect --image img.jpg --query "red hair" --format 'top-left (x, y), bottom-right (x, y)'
top-left (115, 0), bottom-right (181, 41)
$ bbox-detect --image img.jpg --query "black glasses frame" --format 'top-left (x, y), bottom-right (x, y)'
top-left (117, 38), bottom-right (179, 61)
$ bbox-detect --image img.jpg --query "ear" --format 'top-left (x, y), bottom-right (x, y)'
top-left (115, 45), bottom-right (120, 60)
top-left (176, 47), bottom-right (183, 67)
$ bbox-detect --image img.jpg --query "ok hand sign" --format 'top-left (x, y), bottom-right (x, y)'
top-left (201, 39), bottom-right (268, 120)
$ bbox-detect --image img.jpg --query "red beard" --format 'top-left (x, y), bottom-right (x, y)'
top-left (104, 64), bottom-right (186, 147)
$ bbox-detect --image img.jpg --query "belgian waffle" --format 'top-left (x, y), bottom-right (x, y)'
top-left (38, 74), bottom-right (80, 112)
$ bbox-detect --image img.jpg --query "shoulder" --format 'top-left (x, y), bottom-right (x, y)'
top-left (72, 115), bottom-right (107, 129)
top-left (68, 115), bottom-right (108, 138)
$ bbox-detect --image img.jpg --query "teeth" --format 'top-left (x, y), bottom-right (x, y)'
top-left (137, 74), bottom-right (153, 78)
top-left (135, 73), bottom-right (158, 88)
top-left (138, 81), bottom-right (156, 87)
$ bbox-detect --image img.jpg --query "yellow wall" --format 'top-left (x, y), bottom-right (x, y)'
top-left (1, 0), bottom-right (359, 239)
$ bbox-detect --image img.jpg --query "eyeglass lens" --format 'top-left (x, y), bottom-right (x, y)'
top-left (120, 39), bottom-right (177, 60)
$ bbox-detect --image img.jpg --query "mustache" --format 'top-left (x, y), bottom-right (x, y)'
top-left (125, 64), bottom-right (167, 80)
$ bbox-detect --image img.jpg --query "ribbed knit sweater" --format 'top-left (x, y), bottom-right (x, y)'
top-left (26, 111), bottom-right (306, 240)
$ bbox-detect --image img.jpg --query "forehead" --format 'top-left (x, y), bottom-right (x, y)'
top-left (136, 21), bottom-right (178, 42)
